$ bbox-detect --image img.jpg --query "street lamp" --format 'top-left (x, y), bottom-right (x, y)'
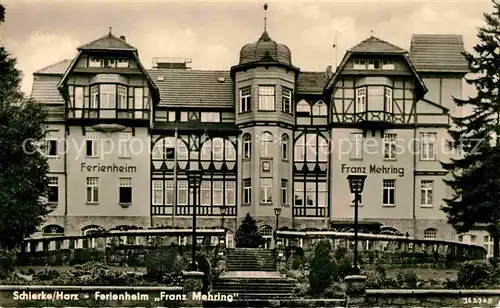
top-left (187, 168), bottom-right (202, 271)
top-left (274, 207), bottom-right (282, 247)
top-left (347, 173), bottom-right (367, 274)
top-left (220, 205), bottom-right (227, 229)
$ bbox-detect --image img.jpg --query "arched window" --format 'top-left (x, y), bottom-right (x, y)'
top-left (81, 225), bottom-right (105, 235)
top-left (177, 139), bottom-right (188, 160)
top-left (152, 137), bottom-right (176, 160)
top-left (424, 228), bottom-right (437, 239)
top-left (42, 224), bottom-right (65, 235)
top-left (294, 135), bottom-right (305, 162)
top-left (243, 134), bottom-right (251, 159)
top-left (212, 137), bottom-right (224, 161)
top-left (296, 100), bottom-right (311, 115)
top-left (260, 132), bottom-right (273, 158)
top-left (225, 139), bottom-right (236, 161)
top-left (305, 134), bottom-right (317, 162)
top-left (201, 139), bottom-right (212, 161)
top-left (380, 227), bottom-right (403, 236)
top-left (312, 101), bottom-right (327, 116)
top-left (281, 134), bottom-right (289, 160)
top-left (318, 135), bottom-right (329, 162)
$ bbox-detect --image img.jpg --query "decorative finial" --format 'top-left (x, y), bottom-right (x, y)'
top-left (370, 29), bottom-right (374, 37)
top-left (264, 3), bottom-right (268, 32)
top-left (109, 27), bottom-right (112, 35)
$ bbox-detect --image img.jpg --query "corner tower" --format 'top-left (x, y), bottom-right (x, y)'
top-left (231, 5), bottom-right (299, 238)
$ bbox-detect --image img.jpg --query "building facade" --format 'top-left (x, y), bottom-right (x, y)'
top-left (32, 29), bottom-right (490, 253)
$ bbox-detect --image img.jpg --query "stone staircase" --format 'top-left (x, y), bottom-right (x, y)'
top-left (204, 248), bottom-right (297, 307)
top-left (226, 248), bottom-right (276, 271)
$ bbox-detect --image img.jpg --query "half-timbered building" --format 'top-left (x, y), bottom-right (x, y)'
top-left (31, 28), bottom-right (486, 251)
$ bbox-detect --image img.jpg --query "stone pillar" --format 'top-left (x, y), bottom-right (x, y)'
top-left (275, 238), bottom-right (286, 274)
top-left (344, 275), bottom-right (367, 307)
top-left (182, 271), bottom-right (204, 305)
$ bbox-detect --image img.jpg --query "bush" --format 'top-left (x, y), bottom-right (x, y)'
top-left (144, 247), bottom-right (186, 281)
top-left (0, 248), bottom-right (16, 278)
top-left (457, 260), bottom-right (494, 288)
top-left (235, 213), bottom-right (264, 248)
top-left (309, 240), bottom-right (335, 295)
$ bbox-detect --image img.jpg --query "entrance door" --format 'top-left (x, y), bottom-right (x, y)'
top-left (260, 225), bottom-right (273, 249)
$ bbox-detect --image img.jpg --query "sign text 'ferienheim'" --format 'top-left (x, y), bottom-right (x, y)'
top-left (341, 164), bottom-right (404, 177)
top-left (80, 163), bottom-right (137, 173)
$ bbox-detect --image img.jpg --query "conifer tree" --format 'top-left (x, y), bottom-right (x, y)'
top-left (442, 0), bottom-right (500, 261)
top-left (235, 213), bottom-right (264, 248)
top-left (0, 4), bottom-right (51, 249)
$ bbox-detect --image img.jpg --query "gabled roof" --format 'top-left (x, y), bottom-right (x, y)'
top-left (147, 69), bottom-right (234, 108)
top-left (31, 75), bottom-right (65, 104)
top-left (77, 32), bottom-right (136, 51)
top-left (296, 72), bottom-right (328, 94)
top-left (34, 59), bottom-right (72, 75)
top-left (410, 34), bottom-right (468, 73)
top-left (325, 36), bottom-right (428, 100)
top-left (349, 36), bottom-right (407, 54)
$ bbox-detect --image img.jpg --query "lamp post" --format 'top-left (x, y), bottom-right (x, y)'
top-left (347, 173), bottom-right (367, 274)
top-left (220, 205), bottom-right (227, 229)
top-left (274, 207), bottom-right (282, 247)
top-left (187, 168), bottom-right (202, 271)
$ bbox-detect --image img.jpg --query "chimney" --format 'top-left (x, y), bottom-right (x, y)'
top-left (120, 35), bottom-right (126, 41)
top-left (326, 65), bottom-right (333, 79)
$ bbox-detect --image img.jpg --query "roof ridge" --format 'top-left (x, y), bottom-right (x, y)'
top-left (34, 59), bottom-right (72, 74)
top-left (349, 35), bottom-right (406, 53)
top-left (77, 32), bottom-right (136, 51)
top-left (147, 69), bottom-right (230, 73)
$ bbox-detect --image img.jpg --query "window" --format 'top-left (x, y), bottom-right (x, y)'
top-left (201, 112), bottom-right (220, 122)
top-left (118, 85), bottom-right (127, 109)
top-left (368, 60), bottom-right (380, 70)
top-left (86, 177), bottom-right (99, 203)
top-left (382, 60), bottom-right (395, 70)
top-left (48, 177), bottom-right (59, 203)
top-left (117, 59), bottom-right (130, 68)
top-left (165, 180), bottom-right (174, 205)
top-left (100, 84), bottom-right (116, 108)
top-left (243, 134), bottom-right (251, 159)
top-left (243, 179), bottom-right (251, 204)
top-left (318, 182), bottom-right (327, 207)
top-left (312, 101), bottom-right (327, 116)
top-left (201, 181), bottom-right (211, 206)
top-left (119, 178), bottom-right (132, 204)
top-left (118, 132), bottom-right (132, 158)
top-left (281, 179), bottom-right (288, 205)
top-left (168, 111), bottom-right (176, 122)
top-left (75, 87), bottom-right (83, 109)
top-left (260, 178), bottom-right (272, 203)
top-left (294, 135), bottom-right (305, 162)
top-left (213, 181), bottom-right (223, 205)
top-left (356, 88), bottom-right (366, 112)
top-left (420, 132), bottom-right (436, 161)
top-left (281, 134), bottom-right (289, 160)
top-left (89, 57), bottom-right (101, 67)
top-left (225, 140), bottom-right (236, 161)
top-left (103, 58), bottom-right (115, 68)
top-left (306, 182), bottom-right (316, 206)
top-left (177, 140), bottom-right (188, 160)
top-left (90, 85), bottom-right (99, 108)
top-left (134, 88), bottom-right (143, 110)
top-left (458, 235), bottom-right (463, 242)
top-left (226, 181), bottom-right (235, 205)
top-left (240, 87), bottom-right (251, 112)
top-left (164, 139), bottom-right (175, 160)
top-left (85, 132), bottom-right (99, 157)
top-left (420, 180), bottom-right (433, 207)
top-left (212, 138), bottom-right (224, 161)
top-left (424, 228), bottom-right (437, 239)
top-left (258, 86), bottom-right (275, 110)
top-left (294, 182), bottom-right (304, 206)
top-left (350, 133), bottom-right (363, 160)
top-left (260, 132), bottom-right (273, 157)
top-left (385, 88), bottom-right (393, 113)
top-left (282, 87), bottom-right (292, 113)
top-left (46, 139), bottom-right (58, 157)
top-left (353, 59), bottom-right (367, 70)
top-left (470, 235), bottom-right (477, 243)
top-left (180, 112), bottom-right (188, 122)
top-left (152, 180), bottom-right (163, 205)
top-left (296, 100), bottom-right (310, 115)
top-left (382, 179), bottom-right (395, 206)
top-left (383, 133), bottom-right (397, 160)
top-left (318, 136), bottom-right (329, 162)
top-left (177, 180), bottom-right (188, 205)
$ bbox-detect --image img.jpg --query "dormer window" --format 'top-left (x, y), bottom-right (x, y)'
top-left (296, 100), bottom-right (310, 116)
top-left (382, 60), bottom-right (395, 70)
top-left (103, 58), bottom-right (115, 68)
top-left (89, 57), bottom-right (101, 68)
top-left (368, 60), bottom-right (380, 70)
top-left (117, 59), bottom-right (130, 68)
top-left (353, 59), bottom-right (367, 70)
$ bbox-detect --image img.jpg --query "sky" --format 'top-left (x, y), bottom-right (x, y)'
top-left (0, 0), bottom-right (494, 96)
